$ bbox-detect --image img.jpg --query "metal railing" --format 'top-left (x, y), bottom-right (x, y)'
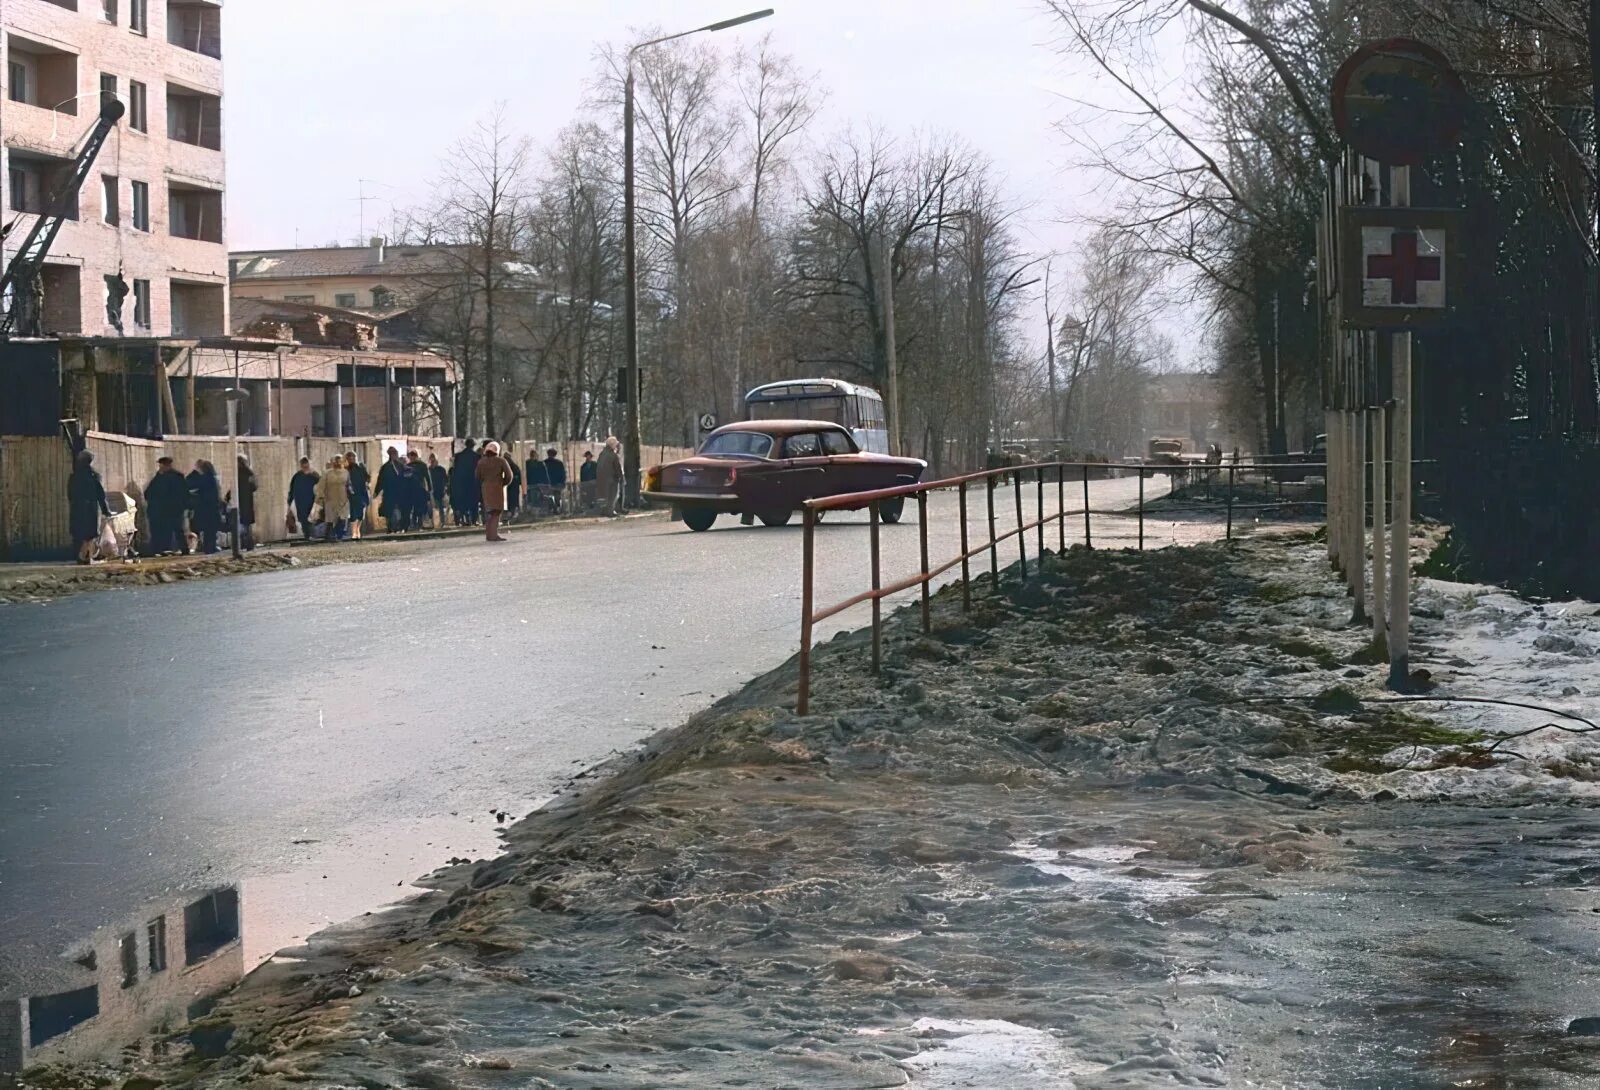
top-left (796, 461), bottom-right (1327, 715)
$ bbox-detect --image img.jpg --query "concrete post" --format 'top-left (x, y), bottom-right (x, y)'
top-left (386, 369), bottom-right (402, 434)
top-left (441, 385), bottom-right (458, 437)
top-left (323, 386), bottom-right (342, 438)
top-left (245, 380), bottom-right (272, 435)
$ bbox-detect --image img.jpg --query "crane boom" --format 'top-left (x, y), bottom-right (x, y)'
top-left (0, 98), bottom-right (126, 338)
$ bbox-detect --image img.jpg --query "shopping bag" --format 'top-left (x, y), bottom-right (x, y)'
top-left (96, 520), bottom-right (118, 559)
top-left (285, 510), bottom-right (298, 535)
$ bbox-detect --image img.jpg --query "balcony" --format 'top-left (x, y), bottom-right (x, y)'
top-left (171, 279), bottom-right (225, 338)
top-left (166, 2), bottom-right (221, 59)
top-left (6, 33), bottom-right (78, 117)
top-left (166, 84), bottom-right (221, 150)
top-left (167, 180), bottom-right (222, 244)
top-left (8, 150), bottom-right (79, 220)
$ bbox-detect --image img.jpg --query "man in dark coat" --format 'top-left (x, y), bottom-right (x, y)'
top-left (428, 454), bottom-right (448, 524)
top-left (506, 453), bottom-right (523, 520)
top-left (578, 450), bottom-right (597, 511)
top-left (68, 450), bottom-right (112, 564)
top-left (190, 460), bottom-right (225, 554)
top-left (544, 448), bottom-right (567, 514)
top-left (345, 451), bottom-right (371, 533)
top-left (287, 456), bottom-right (320, 540)
top-left (144, 456), bottom-right (190, 555)
top-left (451, 440), bottom-right (481, 525)
top-left (525, 452), bottom-right (549, 517)
top-left (404, 451), bottom-right (431, 530)
top-left (236, 455), bottom-right (258, 550)
top-left (375, 446), bottom-right (404, 532)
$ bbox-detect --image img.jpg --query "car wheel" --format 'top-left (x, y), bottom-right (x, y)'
top-left (758, 510), bottom-right (792, 527)
top-left (878, 497), bottom-right (905, 524)
top-left (683, 508), bottom-right (717, 532)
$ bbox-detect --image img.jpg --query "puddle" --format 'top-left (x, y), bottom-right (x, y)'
top-left (886, 1017), bottom-right (1086, 1087)
top-left (1009, 841), bottom-right (1207, 903)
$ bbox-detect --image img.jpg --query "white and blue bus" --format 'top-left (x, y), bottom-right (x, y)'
top-left (744, 378), bottom-right (889, 454)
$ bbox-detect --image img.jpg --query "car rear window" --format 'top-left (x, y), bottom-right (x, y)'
top-left (700, 431), bottom-right (773, 458)
top-left (821, 430), bottom-right (855, 455)
top-left (783, 433), bottom-right (822, 458)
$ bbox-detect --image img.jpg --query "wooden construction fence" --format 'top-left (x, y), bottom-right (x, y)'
top-left (0, 432), bottom-right (694, 558)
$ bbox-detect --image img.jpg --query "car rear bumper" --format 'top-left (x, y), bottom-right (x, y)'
top-left (643, 490), bottom-right (743, 513)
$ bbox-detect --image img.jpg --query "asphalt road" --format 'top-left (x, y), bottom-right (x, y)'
top-left (0, 474), bottom-right (1169, 995)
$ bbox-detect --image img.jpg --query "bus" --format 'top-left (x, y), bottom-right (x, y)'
top-left (744, 378), bottom-right (889, 454)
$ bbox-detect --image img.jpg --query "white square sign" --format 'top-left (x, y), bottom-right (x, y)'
top-left (1361, 226), bottom-right (1446, 308)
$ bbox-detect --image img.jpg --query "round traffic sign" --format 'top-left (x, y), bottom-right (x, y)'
top-left (1331, 39), bottom-right (1465, 166)
top-left (698, 412), bottom-right (718, 432)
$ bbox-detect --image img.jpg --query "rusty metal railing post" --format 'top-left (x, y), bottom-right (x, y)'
top-left (1013, 469), bottom-right (1027, 578)
top-left (799, 504), bottom-right (815, 715)
top-left (958, 480), bottom-right (971, 611)
top-left (1057, 464), bottom-right (1065, 552)
top-left (870, 500), bottom-right (882, 674)
top-left (1035, 466), bottom-right (1045, 558)
top-left (917, 490), bottom-right (931, 633)
top-left (1138, 469), bottom-right (1145, 552)
top-left (986, 475), bottom-right (998, 585)
top-left (1226, 464), bottom-right (1236, 542)
top-left (1082, 464), bottom-right (1092, 548)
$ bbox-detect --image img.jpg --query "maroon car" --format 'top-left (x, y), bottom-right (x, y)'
top-left (644, 420), bottom-right (927, 531)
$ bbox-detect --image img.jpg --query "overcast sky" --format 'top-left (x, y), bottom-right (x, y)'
top-left (224, 0), bottom-right (1195, 362)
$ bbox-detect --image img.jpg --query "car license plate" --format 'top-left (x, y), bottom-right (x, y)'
top-left (680, 470), bottom-right (699, 485)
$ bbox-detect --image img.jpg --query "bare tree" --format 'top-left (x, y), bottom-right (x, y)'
top-left (428, 104), bottom-right (533, 437)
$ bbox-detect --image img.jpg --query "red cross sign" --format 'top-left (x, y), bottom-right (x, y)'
top-left (1340, 207), bottom-right (1460, 328)
top-left (1360, 225), bottom-right (1446, 308)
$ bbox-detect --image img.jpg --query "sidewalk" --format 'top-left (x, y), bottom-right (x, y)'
top-left (0, 509), bottom-right (664, 604)
top-left (30, 533), bottom-right (1600, 1088)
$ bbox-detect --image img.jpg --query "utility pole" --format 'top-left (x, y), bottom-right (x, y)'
top-left (622, 8), bottom-right (773, 506)
top-left (881, 230), bottom-right (900, 456)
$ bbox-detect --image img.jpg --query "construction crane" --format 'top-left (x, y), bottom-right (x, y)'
top-left (0, 97), bottom-right (126, 338)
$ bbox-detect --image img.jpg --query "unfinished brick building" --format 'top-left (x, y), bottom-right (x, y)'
top-left (2, 0), bottom-right (227, 338)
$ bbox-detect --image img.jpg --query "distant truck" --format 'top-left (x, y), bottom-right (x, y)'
top-left (1146, 437), bottom-right (1185, 465)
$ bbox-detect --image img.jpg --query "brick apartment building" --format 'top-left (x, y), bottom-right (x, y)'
top-left (1, 0), bottom-right (227, 338)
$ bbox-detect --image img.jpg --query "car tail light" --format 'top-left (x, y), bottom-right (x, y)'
top-left (725, 466), bottom-right (739, 487)
top-left (646, 465), bottom-right (661, 492)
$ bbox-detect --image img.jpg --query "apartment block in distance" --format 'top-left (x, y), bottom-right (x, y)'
top-left (1, 0), bottom-right (227, 338)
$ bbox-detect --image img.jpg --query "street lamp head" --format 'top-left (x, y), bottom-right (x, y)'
top-left (706, 8), bottom-right (774, 31)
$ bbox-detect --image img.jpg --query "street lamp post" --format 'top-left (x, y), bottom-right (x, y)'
top-left (623, 8), bottom-right (773, 506)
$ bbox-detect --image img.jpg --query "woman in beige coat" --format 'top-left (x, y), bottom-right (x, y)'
top-left (475, 441), bottom-right (513, 542)
top-left (318, 456), bottom-right (352, 540)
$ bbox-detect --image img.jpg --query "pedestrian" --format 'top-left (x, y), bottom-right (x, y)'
top-left (375, 446), bottom-right (404, 532)
top-left (524, 450), bottom-right (550, 518)
top-left (404, 451), bottom-right (431, 530)
top-left (190, 459), bottom-right (224, 554)
top-left (427, 453), bottom-right (449, 528)
top-left (579, 449), bottom-right (597, 511)
top-left (544, 447), bottom-right (567, 514)
top-left (596, 435), bottom-right (623, 516)
top-left (68, 449), bottom-right (112, 564)
top-left (475, 440), bottom-right (513, 542)
top-left (345, 451), bottom-right (370, 537)
top-left (450, 440), bottom-right (480, 525)
top-left (317, 455), bottom-right (351, 540)
top-left (287, 456), bottom-right (321, 541)
top-left (235, 454), bottom-right (258, 550)
top-left (144, 455), bottom-right (190, 555)
top-left (506, 450), bottom-right (523, 521)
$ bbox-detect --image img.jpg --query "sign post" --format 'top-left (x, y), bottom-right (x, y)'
top-left (1330, 38), bottom-right (1465, 689)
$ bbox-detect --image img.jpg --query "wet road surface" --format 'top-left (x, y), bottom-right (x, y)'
top-left (0, 476), bottom-right (1169, 994)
